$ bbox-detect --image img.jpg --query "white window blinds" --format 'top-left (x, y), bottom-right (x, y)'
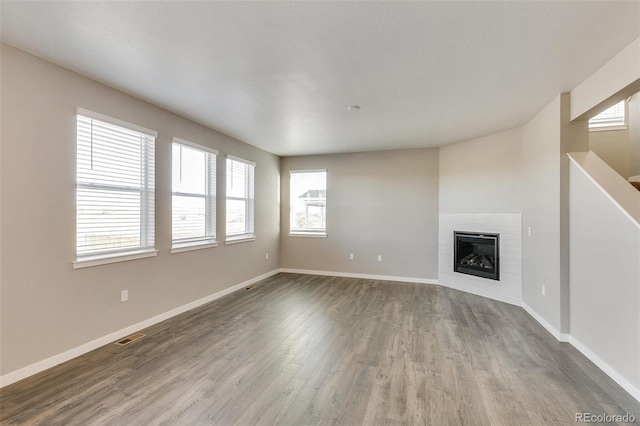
top-left (589, 100), bottom-right (626, 129)
top-left (172, 139), bottom-right (217, 248)
top-left (290, 170), bottom-right (327, 235)
top-left (76, 109), bottom-right (156, 259)
top-left (226, 156), bottom-right (255, 240)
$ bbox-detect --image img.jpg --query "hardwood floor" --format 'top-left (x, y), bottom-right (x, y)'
top-left (1, 273), bottom-right (639, 425)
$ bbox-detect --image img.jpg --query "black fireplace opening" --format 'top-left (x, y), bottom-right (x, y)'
top-left (454, 232), bottom-right (500, 281)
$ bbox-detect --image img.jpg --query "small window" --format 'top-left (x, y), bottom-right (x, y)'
top-left (225, 156), bottom-right (255, 242)
top-left (589, 100), bottom-right (626, 131)
top-left (75, 109), bottom-right (156, 266)
top-left (290, 170), bottom-right (327, 236)
top-left (172, 138), bottom-right (217, 252)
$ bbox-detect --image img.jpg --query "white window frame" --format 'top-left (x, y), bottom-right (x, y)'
top-left (73, 108), bottom-right (158, 268)
top-left (171, 138), bottom-right (218, 253)
top-left (225, 155), bottom-right (256, 244)
top-left (589, 100), bottom-right (627, 132)
top-left (289, 169), bottom-right (327, 237)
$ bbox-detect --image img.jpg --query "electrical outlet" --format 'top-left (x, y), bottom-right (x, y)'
top-left (121, 290), bottom-right (129, 302)
top-left (265, 252), bottom-right (269, 260)
top-left (377, 255), bottom-right (382, 262)
top-left (541, 285), bottom-right (546, 296)
top-left (349, 253), bottom-right (354, 260)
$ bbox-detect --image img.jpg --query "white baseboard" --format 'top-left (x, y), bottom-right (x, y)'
top-left (4, 269), bottom-right (639, 404)
top-left (279, 268), bottom-right (439, 285)
top-left (521, 302), bottom-right (639, 403)
top-left (567, 335), bottom-right (640, 403)
top-left (521, 302), bottom-right (566, 341)
top-left (283, 268), bottom-right (524, 307)
top-left (0, 269), bottom-right (280, 388)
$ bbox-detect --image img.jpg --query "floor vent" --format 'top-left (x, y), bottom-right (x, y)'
top-left (245, 285), bottom-right (256, 290)
top-left (115, 332), bottom-right (145, 346)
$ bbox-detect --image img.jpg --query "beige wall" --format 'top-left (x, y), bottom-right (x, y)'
top-left (571, 36), bottom-right (640, 121)
top-left (280, 149), bottom-right (439, 280)
top-left (569, 157), bottom-right (640, 392)
top-left (629, 93), bottom-right (640, 177)
top-left (439, 128), bottom-right (522, 214)
top-left (521, 95), bottom-right (563, 331)
top-left (521, 93), bottom-right (588, 335)
top-left (589, 128), bottom-right (631, 179)
top-left (0, 44), bottom-right (281, 376)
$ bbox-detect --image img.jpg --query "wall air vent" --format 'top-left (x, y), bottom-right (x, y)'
top-left (115, 332), bottom-right (145, 346)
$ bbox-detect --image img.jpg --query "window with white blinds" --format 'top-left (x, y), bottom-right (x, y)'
top-left (589, 100), bottom-right (626, 130)
top-left (226, 156), bottom-right (255, 241)
top-left (172, 139), bottom-right (217, 250)
top-left (76, 109), bottom-right (156, 262)
top-left (290, 170), bottom-right (327, 236)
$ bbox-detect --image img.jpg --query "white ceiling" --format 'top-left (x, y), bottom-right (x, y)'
top-left (1, 1), bottom-right (639, 156)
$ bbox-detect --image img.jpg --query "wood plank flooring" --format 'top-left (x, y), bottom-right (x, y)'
top-left (1, 273), bottom-right (639, 425)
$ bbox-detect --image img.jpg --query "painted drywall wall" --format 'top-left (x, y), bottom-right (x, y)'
top-left (589, 128), bottom-right (631, 179)
top-left (630, 93), bottom-right (640, 177)
top-left (571, 36), bottom-right (640, 121)
top-left (437, 127), bottom-right (523, 304)
top-left (521, 93), bottom-right (587, 335)
top-left (439, 128), bottom-right (522, 214)
top-left (280, 149), bottom-right (439, 280)
top-left (559, 94), bottom-right (590, 334)
top-left (521, 96), bottom-right (563, 331)
top-left (0, 44), bottom-right (281, 376)
top-left (569, 157), bottom-right (640, 396)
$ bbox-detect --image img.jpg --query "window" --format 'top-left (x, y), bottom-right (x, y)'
top-left (225, 156), bottom-right (255, 242)
top-left (289, 170), bottom-right (327, 236)
top-left (75, 108), bottom-right (156, 267)
top-left (172, 138), bottom-right (217, 252)
top-left (589, 100), bottom-right (627, 131)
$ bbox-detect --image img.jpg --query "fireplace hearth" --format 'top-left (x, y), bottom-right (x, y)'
top-left (454, 231), bottom-right (499, 280)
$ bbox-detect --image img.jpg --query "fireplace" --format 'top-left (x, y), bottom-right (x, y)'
top-left (454, 231), bottom-right (499, 280)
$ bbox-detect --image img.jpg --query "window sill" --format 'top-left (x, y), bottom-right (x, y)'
top-left (73, 249), bottom-right (158, 269)
top-left (289, 232), bottom-right (327, 238)
top-left (171, 241), bottom-right (218, 254)
top-left (225, 235), bottom-right (256, 245)
top-left (589, 124), bottom-right (628, 132)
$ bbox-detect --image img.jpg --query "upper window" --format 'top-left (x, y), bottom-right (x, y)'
top-left (226, 156), bottom-right (255, 242)
top-left (289, 170), bottom-right (327, 236)
top-left (589, 100), bottom-right (626, 131)
top-left (75, 109), bottom-right (156, 265)
top-left (172, 138), bottom-right (217, 251)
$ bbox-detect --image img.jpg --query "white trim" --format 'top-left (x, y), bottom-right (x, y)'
top-left (225, 236), bottom-right (256, 245)
top-left (288, 232), bottom-right (328, 238)
top-left (171, 137), bottom-right (218, 155)
top-left (521, 302), bottom-right (567, 341)
top-left (289, 169), bottom-right (327, 175)
top-left (73, 249), bottom-right (158, 269)
top-left (227, 154), bottom-right (256, 167)
top-left (568, 154), bottom-right (640, 230)
top-left (0, 269), bottom-right (280, 388)
top-left (567, 335), bottom-right (640, 403)
top-left (279, 268), bottom-right (438, 285)
top-left (522, 302), bottom-right (639, 402)
top-left (588, 124), bottom-right (628, 132)
top-left (76, 107), bottom-right (158, 137)
top-left (170, 241), bottom-right (218, 254)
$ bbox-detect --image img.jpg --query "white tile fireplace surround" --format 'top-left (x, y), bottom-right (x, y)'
top-left (439, 214), bottom-right (522, 305)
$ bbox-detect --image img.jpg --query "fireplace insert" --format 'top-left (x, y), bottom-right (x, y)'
top-left (454, 232), bottom-right (499, 280)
